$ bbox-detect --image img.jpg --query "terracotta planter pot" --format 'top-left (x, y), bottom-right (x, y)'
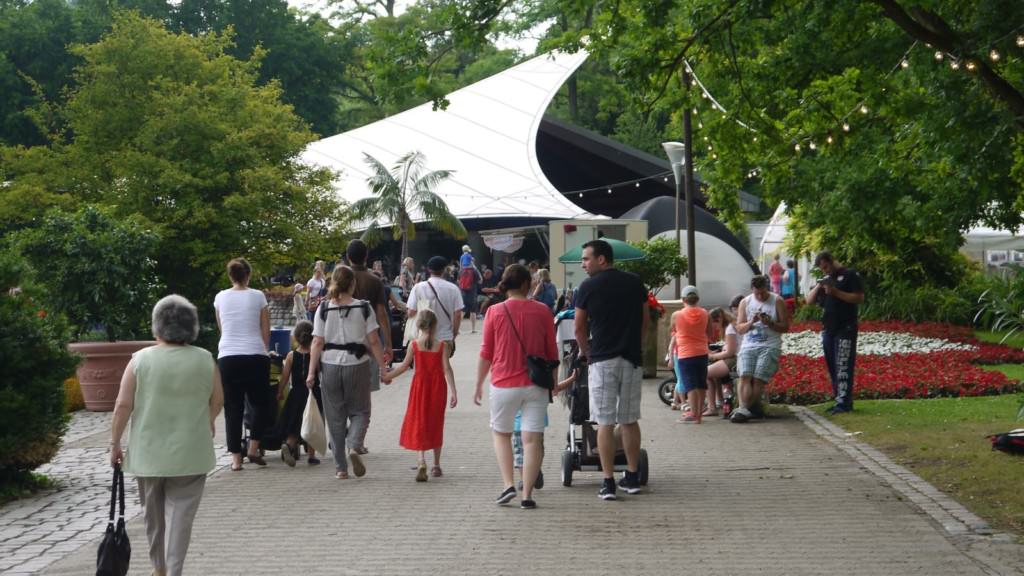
top-left (68, 341), bottom-right (155, 412)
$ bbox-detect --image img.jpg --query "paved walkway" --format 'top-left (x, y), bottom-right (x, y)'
top-left (1, 332), bottom-right (1021, 575)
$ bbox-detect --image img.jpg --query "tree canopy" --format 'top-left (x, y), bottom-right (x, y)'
top-left (1, 12), bottom-right (347, 307)
top-left (539, 0), bottom-right (1024, 285)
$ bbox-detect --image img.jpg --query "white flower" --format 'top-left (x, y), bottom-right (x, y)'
top-left (781, 330), bottom-right (975, 358)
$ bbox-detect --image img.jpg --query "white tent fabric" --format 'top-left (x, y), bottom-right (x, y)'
top-left (301, 50), bottom-right (592, 223)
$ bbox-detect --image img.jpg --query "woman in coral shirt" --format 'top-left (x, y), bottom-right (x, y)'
top-left (474, 264), bottom-right (562, 510)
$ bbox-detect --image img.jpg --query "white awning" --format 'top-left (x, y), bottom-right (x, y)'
top-left (301, 50), bottom-right (592, 223)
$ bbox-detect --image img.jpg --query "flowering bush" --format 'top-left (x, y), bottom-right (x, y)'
top-left (770, 321), bottom-right (1024, 405)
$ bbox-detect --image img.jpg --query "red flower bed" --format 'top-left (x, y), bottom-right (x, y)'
top-left (771, 323), bottom-right (1024, 405)
top-left (788, 320), bottom-right (976, 342)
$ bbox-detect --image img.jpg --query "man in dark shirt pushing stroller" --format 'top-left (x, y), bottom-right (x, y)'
top-left (574, 239), bottom-right (649, 501)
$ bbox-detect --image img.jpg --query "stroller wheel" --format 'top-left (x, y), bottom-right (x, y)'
top-left (638, 449), bottom-right (649, 486)
top-left (561, 450), bottom-right (574, 487)
top-left (658, 377), bottom-right (676, 406)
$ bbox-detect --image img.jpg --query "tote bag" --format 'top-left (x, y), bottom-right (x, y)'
top-left (96, 465), bottom-right (130, 576)
top-left (301, 392), bottom-right (327, 456)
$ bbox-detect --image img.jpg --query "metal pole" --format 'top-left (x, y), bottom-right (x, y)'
top-left (674, 170), bottom-right (682, 301)
top-left (682, 70), bottom-right (697, 286)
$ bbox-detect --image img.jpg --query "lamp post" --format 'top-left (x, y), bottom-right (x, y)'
top-left (662, 141), bottom-right (696, 299)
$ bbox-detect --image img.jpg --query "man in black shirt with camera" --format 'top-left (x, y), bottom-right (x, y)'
top-left (807, 251), bottom-right (864, 415)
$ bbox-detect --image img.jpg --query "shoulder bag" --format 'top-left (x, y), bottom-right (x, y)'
top-left (96, 465), bottom-right (131, 576)
top-left (502, 302), bottom-right (558, 391)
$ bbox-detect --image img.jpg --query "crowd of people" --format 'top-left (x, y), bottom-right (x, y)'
top-left (666, 252), bottom-right (863, 424)
top-left (106, 240), bottom-right (862, 576)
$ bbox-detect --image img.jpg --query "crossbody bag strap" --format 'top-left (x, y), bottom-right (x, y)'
top-left (501, 302), bottom-right (528, 356)
top-left (426, 281), bottom-right (452, 321)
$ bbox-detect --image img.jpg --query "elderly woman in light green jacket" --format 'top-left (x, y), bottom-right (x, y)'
top-left (110, 295), bottom-right (224, 576)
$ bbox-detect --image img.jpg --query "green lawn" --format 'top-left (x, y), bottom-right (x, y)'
top-left (975, 329), bottom-right (1024, 349)
top-left (816, 394), bottom-right (1024, 538)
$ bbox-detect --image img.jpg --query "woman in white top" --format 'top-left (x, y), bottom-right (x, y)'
top-left (307, 265), bottom-right (388, 479)
top-left (305, 260), bottom-right (327, 321)
top-left (705, 306), bottom-right (739, 416)
top-left (214, 258), bottom-right (270, 471)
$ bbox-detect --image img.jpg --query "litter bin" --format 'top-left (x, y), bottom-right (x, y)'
top-left (269, 326), bottom-right (293, 356)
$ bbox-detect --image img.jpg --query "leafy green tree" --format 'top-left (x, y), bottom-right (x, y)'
top-left (0, 246), bottom-right (78, 489)
top-left (354, 151), bottom-right (465, 261)
top-left (12, 206), bottom-right (161, 341)
top-left (1, 13), bottom-right (348, 309)
top-left (616, 237), bottom-right (688, 298)
top-left (543, 0), bottom-right (1024, 287)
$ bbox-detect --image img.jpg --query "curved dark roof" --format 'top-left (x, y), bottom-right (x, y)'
top-left (621, 196), bottom-right (757, 270)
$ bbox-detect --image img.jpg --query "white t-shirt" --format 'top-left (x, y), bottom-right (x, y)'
top-left (306, 276), bottom-right (326, 296)
top-left (312, 299), bottom-right (379, 366)
top-left (214, 289), bottom-right (269, 358)
top-left (741, 293), bottom-right (782, 350)
top-left (406, 277), bottom-right (464, 341)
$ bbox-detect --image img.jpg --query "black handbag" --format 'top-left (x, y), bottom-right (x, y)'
top-left (96, 464), bottom-right (131, 576)
top-left (502, 303), bottom-right (558, 391)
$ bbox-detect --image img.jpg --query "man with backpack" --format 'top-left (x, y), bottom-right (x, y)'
top-left (344, 239), bottom-right (392, 455)
top-left (407, 256), bottom-right (464, 356)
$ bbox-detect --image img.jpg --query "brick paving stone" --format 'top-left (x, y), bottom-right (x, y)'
top-left (1, 332), bottom-right (1019, 575)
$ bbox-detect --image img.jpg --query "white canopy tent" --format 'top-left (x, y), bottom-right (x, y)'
top-left (759, 203), bottom-right (1024, 286)
top-left (301, 50), bottom-right (593, 224)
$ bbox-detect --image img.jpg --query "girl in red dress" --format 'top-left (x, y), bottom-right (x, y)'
top-left (383, 309), bottom-right (457, 481)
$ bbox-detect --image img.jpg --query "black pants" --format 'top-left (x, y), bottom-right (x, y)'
top-left (822, 329), bottom-right (857, 410)
top-left (219, 355), bottom-right (271, 453)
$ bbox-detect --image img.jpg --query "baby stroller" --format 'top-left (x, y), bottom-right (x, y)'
top-left (559, 342), bottom-right (650, 488)
top-left (240, 352), bottom-right (285, 457)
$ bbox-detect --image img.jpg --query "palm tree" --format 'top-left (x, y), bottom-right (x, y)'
top-left (353, 151), bottom-right (466, 262)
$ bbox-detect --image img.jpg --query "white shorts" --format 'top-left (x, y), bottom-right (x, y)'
top-left (588, 356), bottom-right (643, 426)
top-left (489, 385), bottom-right (548, 433)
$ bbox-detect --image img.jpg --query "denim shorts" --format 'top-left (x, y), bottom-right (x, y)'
top-left (675, 355), bottom-right (708, 393)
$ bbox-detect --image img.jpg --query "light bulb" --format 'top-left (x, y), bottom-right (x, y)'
top-left (900, 59), bottom-right (909, 69)
top-left (990, 49), bottom-right (1001, 62)
top-left (842, 122), bottom-right (850, 132)
top-left (634, 182), bottom-right (639, 188)
top-left (693, 108), bottom-right (698, 114)
top-left (860, 105), bottom-right (869, 114)
top-left (965, 60), bottom-right (977, 71)
top-left (578, 193), bottom-right (583, 198)
top-left (826, 135), bottom-right (834, 144)
top-left (1017, 35), bottom-right (1024, 48)
top-left (950, 60), bottom-right (960, 70)
top-left (809, 141), bottom-right (817, 150)
top-left (703, 135), bottom-right (709, 141)
top-left (606, 188), bottom-right (612, 194)
top-left (752, 136), bottom-right (758, 142)
top-left (712, 153), bottom-right (718, 160)
top-left (794, 143), bottom-right (801, 152)
top-left (663, 177), bottom-right (668, 182)
top-left (934, 51), bottom-right (944, 61)
top-left (698, 122), bottom-right (704, 129)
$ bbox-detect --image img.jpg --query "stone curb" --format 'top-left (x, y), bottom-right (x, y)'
top-left (791, 405), bottom-right (1022, 575)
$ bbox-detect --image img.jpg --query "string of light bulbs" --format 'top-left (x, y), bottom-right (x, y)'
top-left (559, 169), bottom-right (675, 198)
top-left (683, 23), bottom-right (1024, 179)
